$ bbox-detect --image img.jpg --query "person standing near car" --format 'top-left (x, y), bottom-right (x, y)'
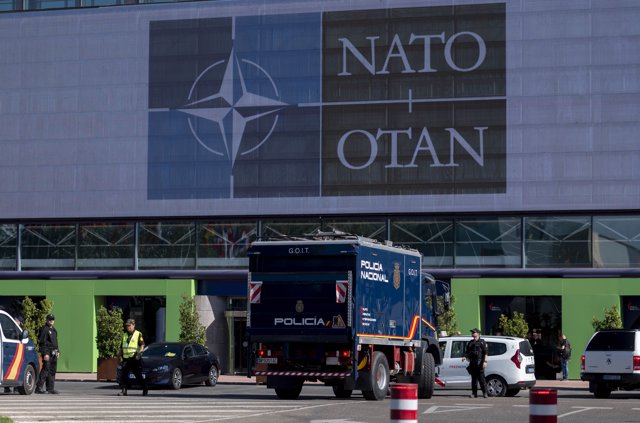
top-left (465, 328), bottom-right (488, 398)
top-left (558, 333), bottom-right (571, 381)
top-left (118, 318), bottom-right (148, 396)
top-left (36, 314), bottom-right (60, 394)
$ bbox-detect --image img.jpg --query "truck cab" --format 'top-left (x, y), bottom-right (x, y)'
top-left (0, 310), bottom-right (39, 395)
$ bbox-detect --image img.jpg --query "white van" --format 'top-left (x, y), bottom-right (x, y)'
top-left (0, 310), bottom-right (40, 394)
top-left (436, 335), bottom-right (536, 396)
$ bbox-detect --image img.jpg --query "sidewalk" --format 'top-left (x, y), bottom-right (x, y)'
top-left (57, 373), bottom-right (588, 389)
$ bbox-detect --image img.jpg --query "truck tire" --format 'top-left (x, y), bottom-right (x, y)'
top-left (418, 352), bottom-right (435, 399)
top-left (362, 352), bottom-right (389, 401)
top-left (17, 364), bottom-right (36, 395)
top-left (275, 382), bottom-right (303, 400)
top-left (332, 384), bottom-right (353, 399)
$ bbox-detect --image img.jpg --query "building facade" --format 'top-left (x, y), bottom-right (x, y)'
top-left (1, 0), bottom-right (640, 379)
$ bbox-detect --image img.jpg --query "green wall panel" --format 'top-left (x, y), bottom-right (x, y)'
top-left (452, 278), bottom-right (640, 380)
top-left (0, 279), bottom-right (195, 372)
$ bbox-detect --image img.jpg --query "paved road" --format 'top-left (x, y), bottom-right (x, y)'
top-left (1, 380), bottom-right (639, 423)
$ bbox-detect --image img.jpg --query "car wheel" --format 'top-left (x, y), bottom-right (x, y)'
top-left (332, 384), bottom-right (353, 399)
top-left (17, 364), bottom-right (36, 395)
top-left (171, 368), bottom-right (183, 390)
top-left (205, 364), bottom-right (219, 387)
top-left (362, 351), bottom-right (389, 401)
top-left (593, 383), bottom-right (611, 398)
top-left (505, 388), bottom-right (520, 397)
top-left (485, 375), bottom-right (507, 397)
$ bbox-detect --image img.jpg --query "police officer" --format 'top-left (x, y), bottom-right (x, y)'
top-left (36, 314), bottom-right (60, 394)
top-left (118, 318), bottom-right (148, 396)
top-left (464, 327), bottom-right (488, 398)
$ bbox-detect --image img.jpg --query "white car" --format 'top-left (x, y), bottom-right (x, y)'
top-left (581, 329), bottom-right (640, 398)
top-left (436, 335), bottom-right (536, 396)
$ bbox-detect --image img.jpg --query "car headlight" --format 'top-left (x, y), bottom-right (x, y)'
top-left (153, 364), bottom-right (169, 372)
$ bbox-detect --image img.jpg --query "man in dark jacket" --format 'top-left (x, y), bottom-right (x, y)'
top-left (36, 314), bottom-right (60, 394)
top-left (465, 327), bottom-right (488, 398)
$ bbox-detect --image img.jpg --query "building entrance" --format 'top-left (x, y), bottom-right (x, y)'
top-left (484, 295), bottom-right (562, 380)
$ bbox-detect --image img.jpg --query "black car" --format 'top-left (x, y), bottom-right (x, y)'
top-left (118, 342), bottom-right (220, 390)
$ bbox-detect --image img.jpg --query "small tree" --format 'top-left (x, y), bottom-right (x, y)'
top-left (178, 294), bottom-right (206, 345)
top-left (21, 296), bottom-right (54, 354)
top-left (436, 294), bottom-right (459, 336)
top-left (96, 306), bottom-right (123, 359)
top-left (498, 311), bottom-right (529, 338)
top-left (592, 304), bottom-right (623, 331)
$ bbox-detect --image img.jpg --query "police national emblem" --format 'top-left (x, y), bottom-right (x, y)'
top-left (393, 262), bottom-right (401, 290)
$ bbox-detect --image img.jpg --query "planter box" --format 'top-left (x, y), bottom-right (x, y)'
top-left (97, 357), bottom-right (119, 382)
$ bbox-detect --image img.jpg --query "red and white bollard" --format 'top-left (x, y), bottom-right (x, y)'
top-left (529, 388), bottom-right (557, 423)
top-left (390, 383), bottom-right (417, 423)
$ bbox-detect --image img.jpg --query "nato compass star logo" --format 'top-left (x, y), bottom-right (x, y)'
top-left (150, 48), bottom-right (288, 195)
top-left (147, 15), bottom-right (321, 200)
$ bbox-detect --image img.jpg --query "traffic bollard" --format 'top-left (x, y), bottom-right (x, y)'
top-left (529, 388), bottom-right (557, 423)
top-left (390, 383), bottom-right (417, 423)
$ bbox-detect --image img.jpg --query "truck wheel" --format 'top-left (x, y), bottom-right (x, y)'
top-left (332, 384), bottom-right (353, 399)
top-left (362, 352), bottom-right (389, 401)
top-left (593, 383), bottom-right (611, 398)
top-left (17, 364), bottom-right (36, 395)
top-left (418, 352), bottom-right (435, 399)
top-left (486, 375), bottom-right (507, 397)
top-left (275, 382), bottom-right (303, 400)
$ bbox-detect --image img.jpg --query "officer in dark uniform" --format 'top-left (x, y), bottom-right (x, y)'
top-left (36, 314), bottom-right (60, 394)
top-left (465, 327), bottom-right (488, 398)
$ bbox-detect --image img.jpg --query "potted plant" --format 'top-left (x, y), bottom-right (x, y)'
top-left (96, 305), bottom-right (123, 381)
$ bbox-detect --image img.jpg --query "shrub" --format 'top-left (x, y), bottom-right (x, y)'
top-left (96, 306), bottom-right (124, 359)
top-left (592, 304), bottom-right (623, 331)
top-left (178, 294), bottom-right (206, 345)
top-left (498, 311), bottom-right (529, 338)
top-left (21, 296), bottom-right (54, 354)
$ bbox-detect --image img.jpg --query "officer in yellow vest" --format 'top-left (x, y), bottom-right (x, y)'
top-left (118, 318), bottom-right (148, 396)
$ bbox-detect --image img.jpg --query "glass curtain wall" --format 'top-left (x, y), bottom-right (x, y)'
top-left (525, 216), bottom-right (591, 268)
top-left (77, 222), bottom-right (135, 270)
top-left (0, 224), bottom-right (17, 270)
top-left (390, 218), bottom-right (453, 268)
top-left (21, 224), bottom-right (76, 270)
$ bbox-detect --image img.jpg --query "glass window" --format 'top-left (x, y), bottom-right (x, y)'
top-left (322, 218), bottom-right (386, 242)
top-left (0, 314), bottom-right (20, 340)
top-left (519, 340), bottom-right (534, 357)
top-left (586, 331), bottom-right (635, 351)
top-left (197, 221), bottom-right (256, 268)
top-left (593, 216), bottom-right (640, 268)
top-left (138, 222), bottom-right (195, 269)
top-left (0, 224), bottom-right (17, 270)
top-left (21, 224), bottom-right (76, 270)
top-left (487, 342), bottom-right (507, 356)
top-left (261, 218), bottom-right (321, 239)
top-left (525, 216), bottom-right (591, 268)
top-left (27, 0), bottom-right (79, 10)
top-left (78, 223), bottom-right (134, 270)
top-left (451, 341), bottom-right (466, 358)
top-left (455, 217), bottom-right (521, 268)
top-left (390, 218), bottom-right (453, 267)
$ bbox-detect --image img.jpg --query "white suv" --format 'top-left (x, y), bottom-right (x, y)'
top-left (581, 329), bottom-right (640, 398)
top-left (436, 335), bottom-right (536, 397)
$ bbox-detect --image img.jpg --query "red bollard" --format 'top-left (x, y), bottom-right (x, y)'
top-left (529, 388), bottom-right (557, 423)
top-left (390, 383), bottom-right (417, 423)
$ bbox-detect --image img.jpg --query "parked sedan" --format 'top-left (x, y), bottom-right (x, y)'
top-left (119, 342), bottom-right (220, 390)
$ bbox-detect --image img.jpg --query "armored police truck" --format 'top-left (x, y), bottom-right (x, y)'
top-left (246, 233), bottom-right (448, 400)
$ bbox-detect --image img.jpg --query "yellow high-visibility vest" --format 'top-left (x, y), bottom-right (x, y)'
top-left (122, 330), bottom-right (142, 358)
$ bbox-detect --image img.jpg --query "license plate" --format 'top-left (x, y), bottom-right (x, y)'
top-left (603, 374), bottom-right (621, 381)
top-left (256, 357), bottom-right (278, 364)
top-left (526, 367), bottom-right (535, 374)
top-left (129, 374), bottom-right (146, 379)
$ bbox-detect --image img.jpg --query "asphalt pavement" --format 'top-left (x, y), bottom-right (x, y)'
top-left (56, 372), bottom-right (588, 389)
